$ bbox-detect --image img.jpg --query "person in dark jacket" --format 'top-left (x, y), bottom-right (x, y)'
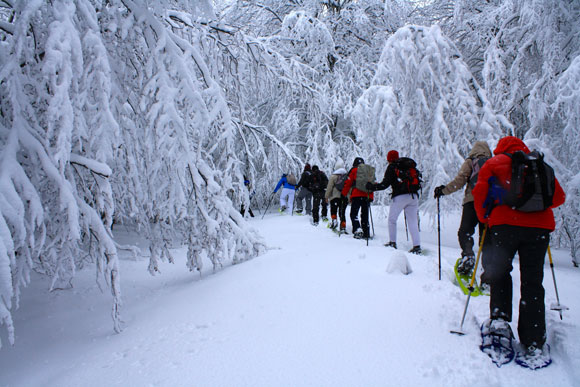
top-left (310, 165), bottom-right (329, 225)
top-left (341, 157), bottom-right (374, 239)
top-left (472, 136), bottom-right (565, 365)
top-left (367, 150), bottom-right (421, 254)
top-left (295, 164), bottom-right (313, 215)
top-left (434, 141), bottom-right (492, 275)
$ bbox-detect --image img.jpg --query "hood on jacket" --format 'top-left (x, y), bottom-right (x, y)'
top-left (333, 167), bottom-right (347, 175)
top-left (468, 141), bottom-right (492, 158)
top-left (334, 159), bottom-right (345, 170)
top-left (493, 136), bottom-right (530, 156)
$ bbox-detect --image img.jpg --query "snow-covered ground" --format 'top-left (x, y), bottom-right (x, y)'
top-left (1, 207), bottom-right (579, 386)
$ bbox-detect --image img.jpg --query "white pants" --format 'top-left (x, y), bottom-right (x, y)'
top-left (279, 188), bottom-right (295, 212)
top-left (388, 193), bottom-right (420, 247)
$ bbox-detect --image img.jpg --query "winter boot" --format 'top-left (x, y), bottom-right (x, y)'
top-left (385, 242), bottom-right (397, 249)
top-left (457, 254), bottom-right (475, 275)
top-left (340, 221), bottom-right (347, 233)
top-left (480, 318), bottom-right (515, 367)
top-left (353, 229), bottom-right (364, 239)
top-left (409, 246), bottom-right (422, 255)
top-left (515, 343), bottom-right (552, 370)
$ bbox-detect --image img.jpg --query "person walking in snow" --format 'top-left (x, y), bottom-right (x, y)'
top-left (310, 165), bottom-right (329, 225)
top-left (294, 164), bottom-right (313, 215)
top-left (273, 172), bottom-right (297, 213)
top-left (325, 159), bottom-right (348, 232)
top-left (240, 176), bottom-right (255, 218)
top-left (433, 141), bottom-right (492, 277)
top-left (366, 150), bottom-right (422, 254)
top-left (341, 157), bottom-right (374, 239)
top-left (472, 136), bottom-right (565, 367)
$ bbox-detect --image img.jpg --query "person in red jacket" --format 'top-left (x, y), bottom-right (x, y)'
top-left (341, 157), bottom-right (374, 239)
top-left (472, 136), bottom-right (565, 365)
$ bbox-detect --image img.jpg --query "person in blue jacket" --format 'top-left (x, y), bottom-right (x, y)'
top-left (274, 173), bottom-right (298, 213)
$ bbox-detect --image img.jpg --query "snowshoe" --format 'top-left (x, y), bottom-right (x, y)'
top-left (454, 258), bottom-right (486, 297)
top-left (328, 219), bottom-right (338, 230)
top-left (480, 319), bottom-right (515, 367)
top-left (294, 210), bottom-right (304, 216)
top-left (322, 216), bottom-right (329, 222)
top-left (515, 344), bottom-right (552, 370)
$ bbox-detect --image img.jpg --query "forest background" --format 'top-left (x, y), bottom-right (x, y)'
top-left (0, 0), bottom-right (579, 344)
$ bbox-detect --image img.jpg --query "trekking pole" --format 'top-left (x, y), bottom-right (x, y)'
top-left (261, 193), bottom-right (275, 219)
top-left (547, 246), bottom-right (568, 320)
top-left (404, 212), bottom-right (409, 241)
top-left (450, 225), bottom-right (488, 336)
top-left (366, 199), bottom-right (372, 246)
top-left (437, 197), bottom-right (441, 281)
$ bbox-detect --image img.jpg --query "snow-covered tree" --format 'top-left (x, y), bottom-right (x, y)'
top-left (353, 25), bottom-right (507, 214)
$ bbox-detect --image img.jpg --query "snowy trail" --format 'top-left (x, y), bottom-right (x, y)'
top-left (1, 209), bottom-right (579, 386)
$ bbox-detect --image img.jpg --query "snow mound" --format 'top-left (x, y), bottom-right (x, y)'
top-left (387, 252), bottom-right (412, 275)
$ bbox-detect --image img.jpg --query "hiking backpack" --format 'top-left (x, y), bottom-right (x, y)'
top-left (503, 150), bottom-right (555, 212)
top-left (334, 170), bottom-right (350, 192)
top-left (286, 173), bottom-right (297, 186)
top-left (355, 164), bottom-right (376, 193)
top-left (468, 156), bottom-right (490, 190)
top-left (310, 170), bottom-right (328, 192)
top-left (394, 157), bottom-right (422, 194)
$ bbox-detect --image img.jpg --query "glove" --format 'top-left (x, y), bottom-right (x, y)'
top-left (365, 182), bottom-right (375, 191)
top-left (434, 185), bottom-right (446, 199)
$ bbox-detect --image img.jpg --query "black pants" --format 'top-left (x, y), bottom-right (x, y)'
top-left (312, 192), bottom-right (328, 223)
top-left (459, 202), bottom-right (491, 283)
top-left (458, 202), bottom-right (484, 257)
top-left (330, 197), bottom-right (347, 224)
top-left (350, 197), bottom-right (369, 236)
top-left (486, 225), bottom-right (550, 347)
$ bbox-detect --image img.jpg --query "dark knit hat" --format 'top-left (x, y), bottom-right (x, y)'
top-left (353, 157), bottom-right (364, 167)
top-left (312, 165), bottom-right (319, 172)
top-left (304, 163), bottom-right (311, 171)
top-left (387, 150), bottom-right (399, 162)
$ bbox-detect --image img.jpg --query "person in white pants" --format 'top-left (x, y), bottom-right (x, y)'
top-left (388, 193), bottom-right (420, 249)
top-left (273, 173), bottom-right (297, 213)
top-left (366, 150), bottom-right (422, 254)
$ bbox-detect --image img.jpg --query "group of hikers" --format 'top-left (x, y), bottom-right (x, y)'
top-left (270, 135), bottom-right (566, 369)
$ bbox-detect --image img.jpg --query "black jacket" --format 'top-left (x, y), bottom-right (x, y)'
top-left (372, 162), bottom-right (415, 198)
top-left (296, 170), bottom-right (312, 190)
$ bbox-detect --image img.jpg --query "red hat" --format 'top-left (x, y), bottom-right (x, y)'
top-left (387, 150), bottom-right (399, 162)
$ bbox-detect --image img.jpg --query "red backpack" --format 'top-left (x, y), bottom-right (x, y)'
top-left (394, 157), bottom-right (422, 194)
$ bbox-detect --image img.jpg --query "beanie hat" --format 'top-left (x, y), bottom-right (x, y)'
top-left (353, 157), bottom-right (364, 167)
top-left (334, 159), bottom-right (344, 170)
top-left (312, 165), bottom-right (319, 172)
top-left (387, 150), bottom-right (399, 162)
top-left (304, 163), bottom-right (311, 171)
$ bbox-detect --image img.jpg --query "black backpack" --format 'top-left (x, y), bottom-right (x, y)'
top-left (310, 170), bottom-right (328, 192)
top-left (504, 150), bottom-right (555, 212)
top-left (394, 157), bottom-right (422, 193)
top-left (334, 170), bottom-right (350, 192)
top-left (468, 156), bottom-right (490, 190)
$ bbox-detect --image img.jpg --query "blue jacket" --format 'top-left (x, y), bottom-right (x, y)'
top-left (274, 175), bottom-right (297, 193)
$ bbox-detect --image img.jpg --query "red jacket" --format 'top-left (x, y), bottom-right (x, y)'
top-left (472, 136), bottom-right (565, 231)
top-left (341, 167), bottom-right (374, 200)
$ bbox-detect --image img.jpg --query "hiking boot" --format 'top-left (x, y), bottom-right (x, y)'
top-left (313, 222), bottom-right (319, 226)
top-left (330, 219), bottom-right (338, 229)
top-left (353, 229), bottom-right (364, 239)
top-left (458, 255), bottom-right (475, 275)
top-left (409, 246), bottom-right (422, 255)
top-left (295, 209), bottom-right (303, 214)
top-left (384, 242), bottom-right (397, 249)
top-left (280, 205), bottom-right (287, 212)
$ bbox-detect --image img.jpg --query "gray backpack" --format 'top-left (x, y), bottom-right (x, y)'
top-left (286, 173), bottom-right (297, 185)
top-left (355, 164), bottom-right (375, 193)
